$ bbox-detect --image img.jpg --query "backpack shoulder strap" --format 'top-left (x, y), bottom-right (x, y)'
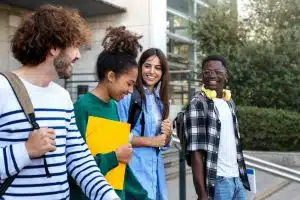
top-left (0, 72), bottom-right (39, 129)
top-left (0, 72), bottom-right (46, 197)
top-left (127, 87), bottom-right (144, 135)
top-left (191, 92), bottom-right (208, 117)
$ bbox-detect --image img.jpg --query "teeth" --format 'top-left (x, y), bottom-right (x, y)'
top-left (147, 75), bottom-right (155, 79)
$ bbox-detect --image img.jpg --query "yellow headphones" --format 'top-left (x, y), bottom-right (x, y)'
top-left (201, 85), bottom-right (231, 101)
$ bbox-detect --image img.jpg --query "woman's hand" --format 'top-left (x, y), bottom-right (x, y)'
top-left (151, 134), bottom-right (167, 147)
top-left (161, 119), bottom-right (171, 144)
top-left (115, 144), bottom-right (133, 164)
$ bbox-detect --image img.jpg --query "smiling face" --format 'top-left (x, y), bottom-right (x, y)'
top-left (107, 67), bottom-right (138, 102)
top-left (141, 55), bottom-right (162, 91)
top-left (53, 46), bottom-right (80, 79)
top-left (202, 60), bottom-right (227, 92)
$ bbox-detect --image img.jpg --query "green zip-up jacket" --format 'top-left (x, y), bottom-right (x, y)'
top-left (69, 93), bottom-right (149, 200)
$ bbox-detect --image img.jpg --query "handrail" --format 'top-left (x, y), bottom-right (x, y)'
top-left (245, 161), bottom-right (300, 183)
top-left (171, 135), bottom-right (300, 183)
top-left (171, 124), bottom-right (300, 200)
top-left (244, 154), bottom-right (300, 176)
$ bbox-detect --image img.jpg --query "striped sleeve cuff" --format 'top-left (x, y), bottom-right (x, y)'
top-left (102, 189), bottom-right (120, 200)
top-left (13, 143), bottom-right (31, 172)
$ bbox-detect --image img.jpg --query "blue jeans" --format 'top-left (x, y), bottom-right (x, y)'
top-left (214, 176), bottom-right (246, 200)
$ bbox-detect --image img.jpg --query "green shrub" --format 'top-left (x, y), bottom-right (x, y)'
top-left (237, 106), bottom-right (300, 151)
top-left (191, 2), bottom-right (300, 112)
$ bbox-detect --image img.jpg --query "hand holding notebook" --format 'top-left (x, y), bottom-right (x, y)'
top-left (86, 116), bottom-right (131, 190)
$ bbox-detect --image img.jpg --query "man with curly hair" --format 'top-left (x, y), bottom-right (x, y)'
top-left (0, 5), bottom-right (120, 200)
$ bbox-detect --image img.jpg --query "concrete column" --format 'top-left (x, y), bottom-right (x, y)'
top-left (149, 0), bottom-right (167, 54)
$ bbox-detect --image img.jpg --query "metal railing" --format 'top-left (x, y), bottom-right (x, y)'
top-left (244, 154), bottom-right (300, 183)
top-left (171, 133), bottom-right (300, 199)
top-left (64, 73), bottom-right (98, 101)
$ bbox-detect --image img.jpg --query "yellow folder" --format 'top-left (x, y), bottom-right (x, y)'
top-left (85, 116), bottom-right (130, 190)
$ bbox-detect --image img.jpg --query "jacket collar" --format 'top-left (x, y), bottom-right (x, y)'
top-left (143, 82), bottom-right (161, 99)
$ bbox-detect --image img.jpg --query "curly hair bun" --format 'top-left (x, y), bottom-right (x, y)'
top-left (102, 26), bottom-right (143, 58)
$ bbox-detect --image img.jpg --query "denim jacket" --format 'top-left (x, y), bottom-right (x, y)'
top-left (117, 86), bottom-right (168, 200)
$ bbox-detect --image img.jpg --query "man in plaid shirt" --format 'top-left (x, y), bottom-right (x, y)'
top-left (185, 55), bottom-right (250, 200)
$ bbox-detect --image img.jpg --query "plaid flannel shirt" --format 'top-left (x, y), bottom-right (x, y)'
top-left (185, 92), bottom-right (250, 200)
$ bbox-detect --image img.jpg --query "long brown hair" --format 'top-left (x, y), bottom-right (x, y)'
top-left (136, 48), bottom-right (170, 119)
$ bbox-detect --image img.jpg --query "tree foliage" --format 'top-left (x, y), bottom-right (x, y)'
top-left (191, 0), bottom-right (300, 111)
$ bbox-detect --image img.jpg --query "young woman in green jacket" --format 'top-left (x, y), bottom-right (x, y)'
top-left (69, 26), bottom-right (149, 200)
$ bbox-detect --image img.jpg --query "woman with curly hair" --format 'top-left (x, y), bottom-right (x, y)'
top-left (70, 26), bottom-right (149, 200)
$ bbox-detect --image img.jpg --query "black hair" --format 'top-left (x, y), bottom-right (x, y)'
top-left (96, 26), bottom-right (143, 81)
top-left (202, 55), bottom-right (227, 69)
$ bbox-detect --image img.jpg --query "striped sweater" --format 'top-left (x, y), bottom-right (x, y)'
top-left (0, 75), bottom-right (119, 200)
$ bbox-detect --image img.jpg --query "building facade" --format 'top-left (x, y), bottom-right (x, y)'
top-left (0, 0), bottom-right (217, 104)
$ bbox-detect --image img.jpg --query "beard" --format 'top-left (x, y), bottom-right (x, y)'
top-left (53, 51), bottom-right (73, 79)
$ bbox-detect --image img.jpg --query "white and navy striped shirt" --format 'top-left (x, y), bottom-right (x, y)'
top-left (0, 75), bottom-right (119, 200)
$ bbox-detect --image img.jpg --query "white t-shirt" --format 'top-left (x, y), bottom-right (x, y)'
top-left (213, 98), bottom-right (239, 177)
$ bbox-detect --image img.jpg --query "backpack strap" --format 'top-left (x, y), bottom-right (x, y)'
top-left (0, 72), bottom-right (51, 197)
top-left (127, 87), bottom-right (145, 136)
top-left (183, 92), bottom-right (209, 165)
top-left (192, 92), bottom-right (209, 117)
top-left (140, 111), bottom-right (145, 137)
top-left (0, 72), bottom-right (39, 129)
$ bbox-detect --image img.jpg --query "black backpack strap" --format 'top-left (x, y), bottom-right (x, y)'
top-left (193, 92), bottom-right (209, 116)
top-left (173, 92), bottom-right (210, 166)
top-left (128, 87), bottom-right (145, 136)
top-left (140, 111), bottom-right (145, 137)
top-left (0, 72), bottom-right (51, 197)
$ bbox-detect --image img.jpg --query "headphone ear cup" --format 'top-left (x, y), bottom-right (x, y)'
top-left (223, 89), bottom-right (231, 101)
top-left (206, 89), bottom-right (217, 99)
top-left (201, 86), bottom-right (217, 99)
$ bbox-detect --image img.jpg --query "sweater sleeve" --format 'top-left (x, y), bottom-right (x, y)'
top-left (74, 100), bottom-right (119, 176)
top-left (0, 75), bottom-right (31, 180)
top-left (0, 143), bottom-right (31, 180)
top-left (73, 100), bottom-right (88, 139)
top-left (94, 152), bottom-right (119, 176)
top-left (67, 98), bottom-right (119, 200)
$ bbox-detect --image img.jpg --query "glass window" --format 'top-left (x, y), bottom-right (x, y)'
top-left (167, 0), bottom-right (192, 16)
top-left (167, 39), bottom-right (190, 63)
top-left (196, 2), bottom-right (209, 16)
top-left (167, 12), bottom-right (191, 38)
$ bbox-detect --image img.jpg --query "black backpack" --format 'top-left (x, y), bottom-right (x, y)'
top-left (127, 87), bottom-right (145, 136)
top-left (172, 93), bottom-right (208, 166)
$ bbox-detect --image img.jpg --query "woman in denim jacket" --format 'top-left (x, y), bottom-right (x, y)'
top-left (118, 48), bottom-right (172, 200)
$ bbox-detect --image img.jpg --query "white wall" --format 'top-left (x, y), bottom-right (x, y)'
top-left (74, 0), bottom-right (167, 73)
top-left (0, 1), bottom-right (168, 76)
top-left (0, 4), bottom-right (24, 71)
